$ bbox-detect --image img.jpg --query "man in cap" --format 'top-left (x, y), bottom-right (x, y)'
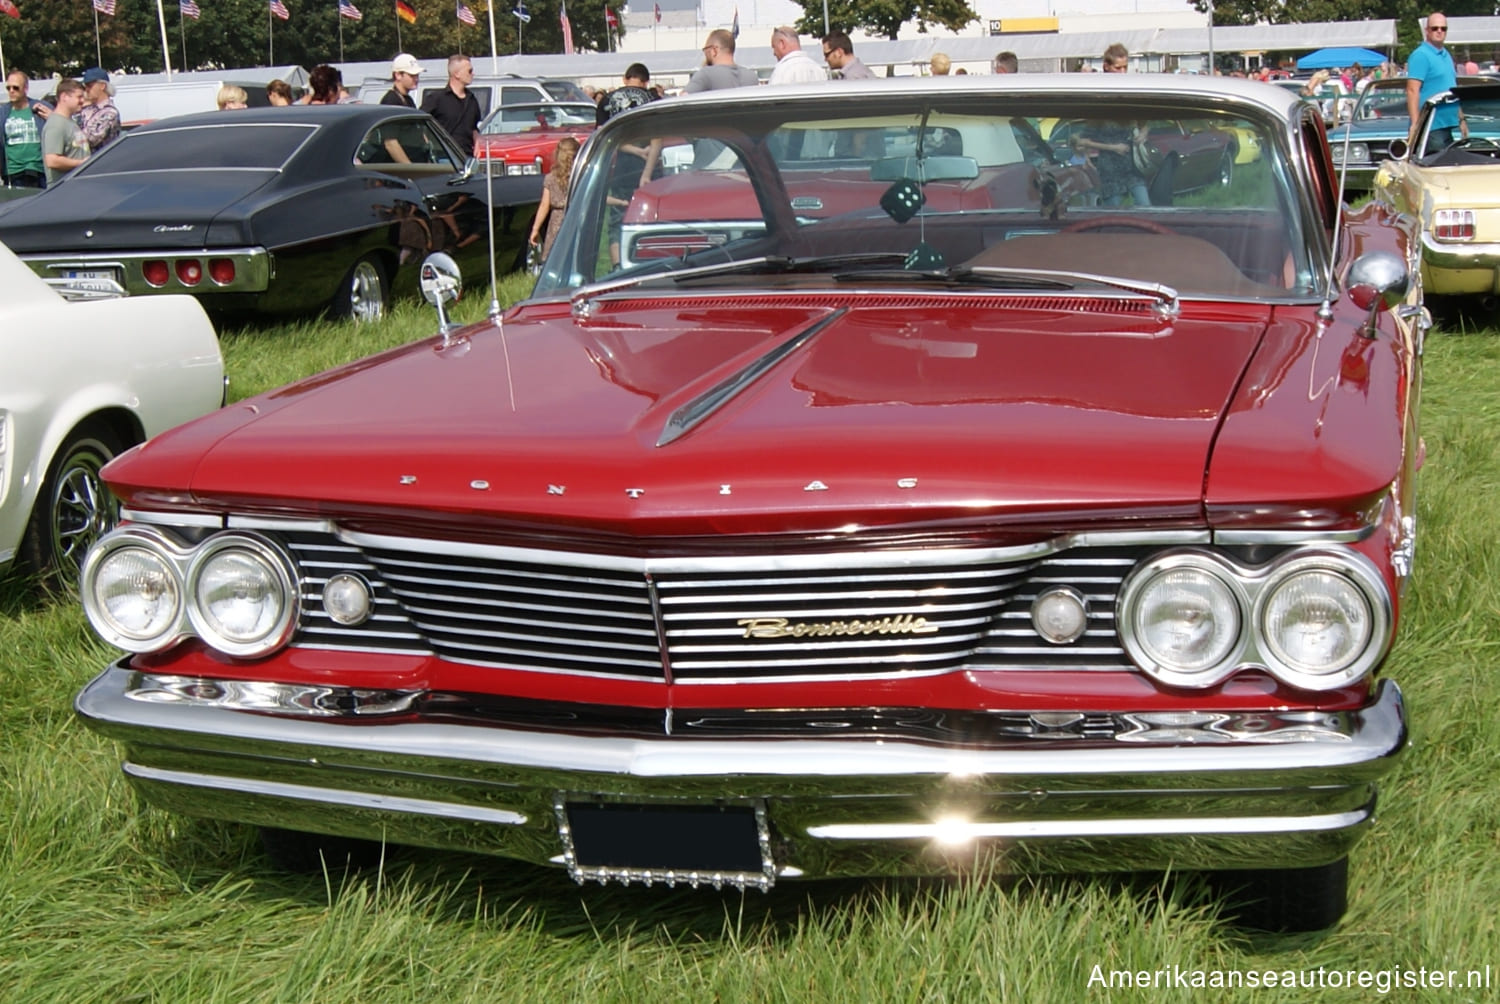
top-left (78, 67), bottom-right (120, 154)
top-left (382, 54), bottom-right (424, 107)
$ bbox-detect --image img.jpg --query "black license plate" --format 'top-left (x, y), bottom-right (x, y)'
top-left (561, 801), bottom-right (773, 889)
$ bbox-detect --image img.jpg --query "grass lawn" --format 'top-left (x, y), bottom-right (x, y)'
top-left (2, 282), bottom-right (1497, 1003)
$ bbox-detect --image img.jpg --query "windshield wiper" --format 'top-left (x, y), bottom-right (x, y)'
top-left (952, 265), bottom-right (1181, 316)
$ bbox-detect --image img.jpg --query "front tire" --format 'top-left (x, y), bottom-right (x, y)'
top-left (333, 255), bottom-right (388, 323)
top-left (21, 429), bottom-right (121, 588)
top-left (1211, 857), bottom-right (1349, 932)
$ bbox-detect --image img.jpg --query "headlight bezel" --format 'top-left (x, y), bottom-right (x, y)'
top-left (80, 527), bottom-right (192, 652)
top-left (184, 533), bottom-right (300, 657)
top-left (1117, 551), bottom-right (1249, 688)
top-left (81, 526), bottom-right (300, 659)
top-left (1117, 547), bottom-right (1392, 692)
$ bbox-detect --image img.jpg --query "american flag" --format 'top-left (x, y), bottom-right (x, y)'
top-left (559, 0), bottom-right (574, 54)
top-left (339, 0), bottom-right (362, 19)
top-left (93, 0), bottom-right (116, 14)
top-left (269, 0), bottom-right (289, 19)
top-left (0, 0), bottom-right (20, 19)
top-left (180, 0), bottom-right (200, 18)
top-left (456, 0), bottom-right (475, 25)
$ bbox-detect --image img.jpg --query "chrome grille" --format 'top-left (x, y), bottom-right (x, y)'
top-left (657, 561), bottom-right (1034, 681)
top-left (283, 530), bottom-right (1149, 681)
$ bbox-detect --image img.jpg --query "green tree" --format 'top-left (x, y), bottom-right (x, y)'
top-left (0, 0), bottom-right (601, 81)
top-left (788, 0), bottom-right (977, 43)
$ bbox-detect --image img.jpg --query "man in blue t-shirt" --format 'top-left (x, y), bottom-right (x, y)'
top-left (1406, 12), bottom-right (1466, 153)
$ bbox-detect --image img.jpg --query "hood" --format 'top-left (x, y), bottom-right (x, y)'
top-left (112, 294), bottom-right (1274, 537)
top-left (0, 171), bottom-right (272, 251)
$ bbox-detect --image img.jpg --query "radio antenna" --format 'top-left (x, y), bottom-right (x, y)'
top-left (485, 151), bottom-right (501, 320)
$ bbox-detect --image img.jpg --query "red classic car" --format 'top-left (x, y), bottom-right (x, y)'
top-left (75, 76), bottom-right (1419, 932)
top-left (470, 101), bottom-right (597, 176)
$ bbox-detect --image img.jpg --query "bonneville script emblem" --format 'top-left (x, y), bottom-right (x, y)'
top-left (738, 615), bottom-right (937, 639)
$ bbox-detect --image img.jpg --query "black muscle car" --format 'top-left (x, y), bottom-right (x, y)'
top-left (0, 105), bottom-right (541, 321)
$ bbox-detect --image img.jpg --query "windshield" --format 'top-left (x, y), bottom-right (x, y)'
top-left (534, 91), bottom-right (1316, 300)
top-left (1355, 84), bottom-right (1410, 121)
top-left (480, 103), bottom-right (597, 134)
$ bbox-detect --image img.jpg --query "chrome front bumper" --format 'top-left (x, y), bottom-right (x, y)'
top-left (76, 663), bottom-right (1407, 887)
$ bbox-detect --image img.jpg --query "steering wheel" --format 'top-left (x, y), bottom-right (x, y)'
top-left (1451, 136), bottom-right (1500, 152)
top-left (1061, 216), bottom-right (1176, 236)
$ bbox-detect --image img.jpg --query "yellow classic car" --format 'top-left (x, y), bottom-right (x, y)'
top-left (1374, 82), bottom-right (1500, 297)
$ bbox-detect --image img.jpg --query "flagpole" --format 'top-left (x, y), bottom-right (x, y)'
top-left (339, 14), bottom-right (345, 63)
top-left (179, 13), bottom-right (187, 72)
top-left (268, 3), bottom-right (273, 67)
top-left (396, 3), bottom-right (403, 51)
top-left (155, 0), bottom-right (173, 78)
top-left (94, 6), bottom-right (102, 68)
top-left (487, 2), bottom-right (498, 73)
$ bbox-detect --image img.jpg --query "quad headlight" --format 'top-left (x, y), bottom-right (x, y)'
top-left (1118, 548), bottom-right (1390, 692)
top-left (186, 535), bottom-right (299, 656)
top-left (1118, 553), bottom-right (1245, 688)
top-left (82, 527), bottom-right (299, 658)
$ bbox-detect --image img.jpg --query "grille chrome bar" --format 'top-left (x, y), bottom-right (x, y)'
top-left (279, 530), bottom-right (1162, 681)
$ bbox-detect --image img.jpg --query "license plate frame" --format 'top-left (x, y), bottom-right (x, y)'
top-left (60, 267), bottom-right (123, 291)
top-left (557, 797), bottom-right (775, 890)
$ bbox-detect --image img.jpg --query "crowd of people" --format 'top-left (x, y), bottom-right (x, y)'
top-left (4, 10), bottom-right (1483, 198)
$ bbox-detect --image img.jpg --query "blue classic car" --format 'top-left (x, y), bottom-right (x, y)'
top-left (1329, 78), bottom-right (1415, 194)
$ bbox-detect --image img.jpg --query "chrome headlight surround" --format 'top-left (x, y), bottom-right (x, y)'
top-left (184, 533), bottom-right (299, 658)
top-left (1252, 550), bottom-right (1390, 691)
top-left (1117, 547), bottom-right (1392, 692)
top-left (1117, 551), bottom-right (1247, 689)
top-left (80, 526), bottom-right (192, 653)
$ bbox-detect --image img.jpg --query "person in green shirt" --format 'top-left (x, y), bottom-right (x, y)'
top-left (3, 70), bottom-right (48, 189)
top-left (42, 79), bottom-right (89, 186)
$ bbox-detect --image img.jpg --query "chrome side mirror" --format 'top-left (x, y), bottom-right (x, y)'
top-left (1346, 251), bottom-right (1409, 337)
top-left (419, 252), bottom-right (463, 339)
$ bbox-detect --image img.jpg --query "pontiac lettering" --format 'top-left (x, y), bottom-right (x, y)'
top-left (738, 614), bottom-right (937, 639)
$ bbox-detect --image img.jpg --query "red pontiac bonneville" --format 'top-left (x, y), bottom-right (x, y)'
top-left (76, 76), bottom-right (1419, 932)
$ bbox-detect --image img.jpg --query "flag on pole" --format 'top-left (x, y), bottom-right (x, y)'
top-left (269, 0), bottom-right (289, 19)
top-left (180, 0), bottom-right (200, 17)
top-left (0, 0), bottom-right (20, 19)
top-left (395, 0), bottom-right (416, 23)
top-left (456, 0), bottom-right (475, 24)
top-left (512, 2), bottom-right (530, 22)
top-left (653, 2), bottom-right (660, 22)
top-left (730, 5), bottom-right (738, 38)
top-left (604, 4), bottom-right (616, 29)
top-left (339, 0), bottom-right (362, 19)
top-left (559, 0), bottom-right (574, 54)
top-left (93, 0), bottom-right (116, 14)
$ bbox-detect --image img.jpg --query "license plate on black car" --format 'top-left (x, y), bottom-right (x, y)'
top-left (559, 800), bottom-right (774, 890)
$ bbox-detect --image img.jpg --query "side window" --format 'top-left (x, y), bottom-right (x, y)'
top-left (500, 87), bottom-right (538, 108)
top-left (356, 120), bottom-right (458, 168)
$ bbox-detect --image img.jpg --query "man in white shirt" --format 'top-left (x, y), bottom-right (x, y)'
top-left (768, 27), bottom-right (826, 85)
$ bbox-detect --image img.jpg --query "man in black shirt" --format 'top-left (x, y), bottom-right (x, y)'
top-left (421, 54), bottom-right (482, 158)
top-left (596, 63), bottom-right (655, 125)
top-left (381, 53), bottom-right (424, 108)
top-left (595, 64), bottom-right (660, 267)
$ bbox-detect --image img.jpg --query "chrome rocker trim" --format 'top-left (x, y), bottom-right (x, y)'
top-left (76, 663), bottom-right (1406, 882)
